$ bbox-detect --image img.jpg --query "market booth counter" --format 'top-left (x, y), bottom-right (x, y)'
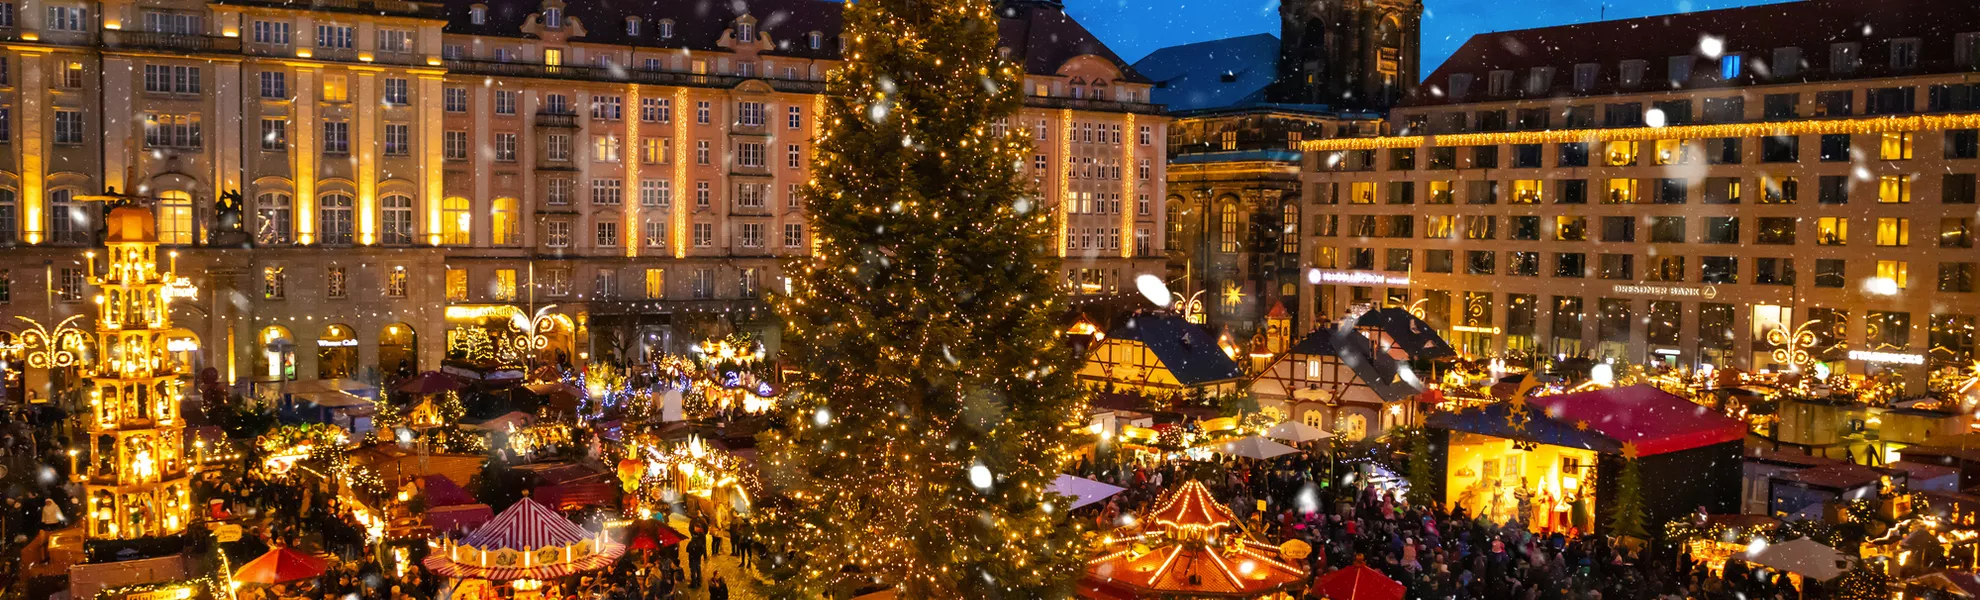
top-left (1426, 385), bottom-right (1746, 534)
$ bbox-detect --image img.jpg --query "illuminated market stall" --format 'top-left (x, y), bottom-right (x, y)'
top-left (1083, 480), bottom-right (1308, 599)
top-left (1426, 385), bottom-right (1746, 535)
top-left (423, 497), bottom-right (626, 599)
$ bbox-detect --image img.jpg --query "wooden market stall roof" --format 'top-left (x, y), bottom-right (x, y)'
top-left (1428, 385), bottom-right (1745, 456)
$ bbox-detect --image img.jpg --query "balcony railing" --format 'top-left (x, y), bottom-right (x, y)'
top-left (102, 30), bottom-right (242, 54)
top-left (534, 112), bottom-right (578, 129)
top-left (1022, 94), bottom-right (1166, 115)
top-left (212, 0), bottom-right (447, 19)
top-left (443, 59), bottom-right (828, 93)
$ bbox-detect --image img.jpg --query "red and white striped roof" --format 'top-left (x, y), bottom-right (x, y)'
top-left (459, 497), bottom-right (597, 551)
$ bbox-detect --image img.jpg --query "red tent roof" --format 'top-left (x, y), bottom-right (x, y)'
top-left (421, 475), bottom-right (477, 507)
top-left (1313, 565), bottom-right (1404, 600)
top-left (1526, 385), bottom-right (1745, 457)
top-left (460, 497), bottom-right (595, 551)
top-left (233, 547), bottom-right (329, 584)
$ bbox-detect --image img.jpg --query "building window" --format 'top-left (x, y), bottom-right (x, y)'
top-left (643, 98), bottom-right (671, 123)
top-left (696, 101), bottom-right (711, 124)
top-left (693, 222), bottom-right (712, 247)
top-left (491, 198), bottom-right (518, 245)
top-left (255, 192), bottom-right (291, 245)
top-left (596, 221), bottom-right (619, 247)
top-left (737, 142), bottom-right (765, 168)
top-left (440, 197), bottom-right (471, 246)
top-left (323, 266), bottom-right (347, 299)
top-left (386, 267), bottom-right (408, 298)
top-left (1879, 175), bottom-right (1912, 203)
top-left (696, 182), bottom-right (710, 207)
top-left (253, 20), bottom-right (291, 45)
top-left (53, 110), bottom-right (82, 145)
top-left (155, 191), bottom-right (193, 245)
top-left (383, 123), bottom-right (410, 156)
top-left (319, 193), bottom-right (354, 245)
top-left (445, 269), bottom-right (467, 302)
top-left (443, 131), bottom-right (468, 161)
top-left (143, 114), bottom-right (202, 149)
top-left (495, 91), bottom-right (516, 115)
top-left (316, 24), bottom-right (354, 49)
top-left (1876, 217), bottom-right (1910, 247)
top-left (322, 121), bottom-right (349, 154)
top-left (382, 78), bottom-right (408, 104)
top-left (591, 179), bottom-right (622, 205)
top-left (258, 71), bottom-right (286, 99)
top-left (784, 223), bottom-right (804, 248)
top-left (262, 267), bottom-right (285, 299)
top-left (692, 268), bottom-right (714, 299)
top-left (545, 221), bottom-right (571, 248)
top-left (1877, 260), bottom-right (1910, 289)
top-left (696, 140), bottom-right (710, 165)
top-left (380, 194), bottom-right (413, 245)
top-left (494, 133), bottom-right (517, 161)
top-left (45, 5), bottom-right (83, 31)
top-left (643, 269), bottom-right (666, 299)
top-left (739, 222), bottom-right (763, 248)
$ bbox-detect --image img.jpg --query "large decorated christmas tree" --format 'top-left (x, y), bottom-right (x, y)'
top-left (754, 0), bottom-right (1089, 595)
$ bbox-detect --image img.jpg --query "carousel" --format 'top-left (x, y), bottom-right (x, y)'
top-left (423, 497), bottom-right (626, 598)
top-left (1084, 480), bottom-right (1308, 599)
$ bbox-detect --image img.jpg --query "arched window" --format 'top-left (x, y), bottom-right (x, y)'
top-left (659, 19), bottom-right (675, 39)
top-left (1218, 201), bottom-right (1238, 253)
top-left (735, 21), bottom-right (753, 43)
top-left (50, 187), bottom-right (87, 245)
top-left (442, 197), bottom-right (471, 245)
top-left (1302, 410), bottom-right (1324, 429)
top-left (156, 191), bottom-right (194, 245)
top-left (541, 7), bottom-right (561, 28)
top-left (319, 193), bottom-right (354, 245)
top-left (255, 192), bottom-right (291, 245)
top-left (381, 193), bottom-right (414, 245)
top-left (625, 17), bottom-right (640, 37)
top-left (469, 4), bottom-right (486, 25)
top-left (491, 197), bottom-right (519, 245)
top-left (809, 32), bottom-right (823, 50)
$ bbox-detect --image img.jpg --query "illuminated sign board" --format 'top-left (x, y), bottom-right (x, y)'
top-left (1847, 350), bottom-right (1925, 365)
top-left (1451, 325), bottom-right (1501, 334)
top-left (1611, 284), bottom-right (1718, 299)
top-left (1307, 269), bottom-right (1410, 286)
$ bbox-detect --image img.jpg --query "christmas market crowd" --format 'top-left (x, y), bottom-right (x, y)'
top-left (1076, 449), bottom-right (1854, 600)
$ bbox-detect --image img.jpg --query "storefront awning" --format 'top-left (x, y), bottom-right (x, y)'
top-left (1428, 385), bottom-right (1744, 456)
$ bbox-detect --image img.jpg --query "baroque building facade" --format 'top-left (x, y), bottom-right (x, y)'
top-left (0, 0), bottom-right (1167, 399)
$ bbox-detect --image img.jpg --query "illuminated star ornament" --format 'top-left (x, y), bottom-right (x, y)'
top-left (1621, 441), bottom-right (1641, 461)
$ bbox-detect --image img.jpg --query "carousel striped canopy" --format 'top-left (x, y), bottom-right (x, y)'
top-left (459, 497), bottom-right (597, 551)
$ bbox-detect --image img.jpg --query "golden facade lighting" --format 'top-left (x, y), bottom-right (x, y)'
top-left (672, 88), bottom-right (690, 258)
top-left (1120, 112), bottom-right (1136, 259)
top-left (1056, 108), bottom-right (1072, 257)
top-left (1300, 113), bottom-right (1980, 152)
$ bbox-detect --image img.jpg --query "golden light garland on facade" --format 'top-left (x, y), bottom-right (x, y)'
top-left (1119, 112), bottom-right (1136, 259)
top-left (1300, 113), bottom-right (1980, 152)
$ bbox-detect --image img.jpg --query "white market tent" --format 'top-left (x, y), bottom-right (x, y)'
top-left (1048, 474), bottom-right (1126, 509)
top-left (1745, 538), bottom-right (1853, 582)
top-left (1213, 435), bottom-right (1300, 460)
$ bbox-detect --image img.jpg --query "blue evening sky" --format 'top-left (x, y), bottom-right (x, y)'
top-left (1070, 0), bottom-right (1795, 74)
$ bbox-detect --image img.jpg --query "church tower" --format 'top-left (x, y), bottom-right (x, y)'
top-left (1275, 0), bottom-right (1423, 111)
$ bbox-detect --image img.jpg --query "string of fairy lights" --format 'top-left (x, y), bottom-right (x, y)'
top-left (752, 0), bottom-right (1094, 595)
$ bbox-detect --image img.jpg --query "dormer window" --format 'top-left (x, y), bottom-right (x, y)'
top-left (626, 17), bottom-right (639, 36)
top-left (659, 19), bottom-right (673, 38)
top-left (1572, 63), bottom-right (1598, 92)
top-left (1619, 59), bottom-right (1647, 89)
top-left (1667, 55), bottom-right (1694, 86)
top-left (1831, 42), bottom-right (1860, 74)
top-left (1447, 73), bottom-right (1473, 100)
top-left (1524, 67), bottom-right (1553, 95)
top-left (1773, 47), bottom-right (1803, 78)
top-left (809, 31), bottom-right (822, 50)
top-left (735, 22), bottom-right (753, 43)
top-left (1720, 53), bottom-right (1742, 80)
top-left (1485, 70), bottom-right (1511, 96)
top-left (469, 5), bottom-right (485, 25)
top-left (1891, 38), bottom-right (1921, 70)
top-left (1956, 33), bottom-right (1980, 69)
top-left (542, 7), bottom-right (561, 28)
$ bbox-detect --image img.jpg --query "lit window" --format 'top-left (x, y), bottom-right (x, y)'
top-left (1879, 175), bottom-right (1912, 203)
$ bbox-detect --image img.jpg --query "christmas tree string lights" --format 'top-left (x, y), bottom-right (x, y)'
top-left (752, 0), bottom-right (1091, 595)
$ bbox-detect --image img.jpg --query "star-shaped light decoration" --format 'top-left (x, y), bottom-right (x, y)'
top-left (1575, 420), bottom-right (1590, 432)
top-left (1621, 441), bottom-right (1641, 461)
